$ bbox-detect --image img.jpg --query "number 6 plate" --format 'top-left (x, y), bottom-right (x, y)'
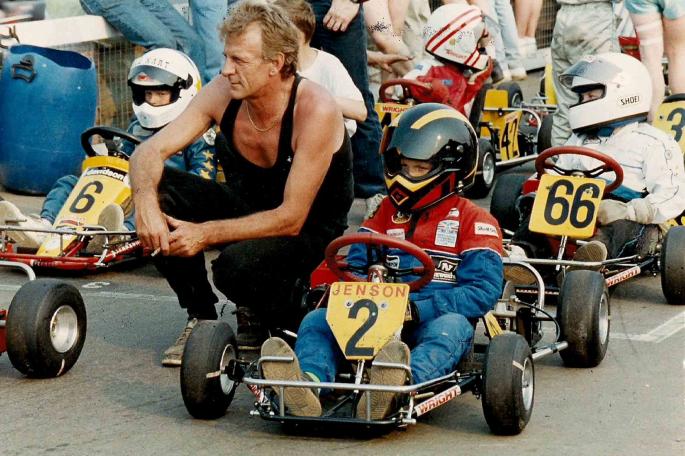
top-left (326, 282), bottom-right (409, 360)
top-left (529, 174), bottom-right (605, 239)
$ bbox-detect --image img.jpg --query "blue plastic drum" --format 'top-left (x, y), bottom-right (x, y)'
top-left (0, 45), bottom-right (97, 194)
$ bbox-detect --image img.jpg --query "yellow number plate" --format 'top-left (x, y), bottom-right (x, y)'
top-left (653, 99), bottom-right (685, 154)
top-left (37, 155), bottom-right (131, 256)
top-left (479, 89), bottom-right (521, 160)
top-left (529, 174), bottom-right (605, 239)
top-left (374, 102), bottom-right (410, 128)
top-left (326, 282), bottom-right (409, 360)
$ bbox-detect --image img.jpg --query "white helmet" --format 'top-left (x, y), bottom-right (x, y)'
top-left (560, 52), bottom-right (652, 133)
top-left (422, 3), bottom-right (490, 71)
top-left (127, 48), bottom-right (202, 129)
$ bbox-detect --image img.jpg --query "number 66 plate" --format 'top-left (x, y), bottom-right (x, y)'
top-left (529, 174), bottom-right (606, 239)
top-left (326, 282), bottom-right (409, 360)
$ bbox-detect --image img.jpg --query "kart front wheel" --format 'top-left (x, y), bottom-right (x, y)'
top-left (490, 173), bottom-right (528, 233)
top-left (558, 270), bottom-right (610, 367)
top-left (537, 114), bottom-right (553, 154)
top-left (465, 138), bottom-right (496, 199)
top-left (661, 226), bottom-right (685, 304)
top-left (181, 320), bottom-right (238, 419)
top-left (482, 333), bottom-right (534, 435)
top-left (6, 279), bottom-right (86, 378)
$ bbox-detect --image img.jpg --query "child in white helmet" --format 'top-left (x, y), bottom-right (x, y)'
top-left (0, 48), bottom-right (217, 250)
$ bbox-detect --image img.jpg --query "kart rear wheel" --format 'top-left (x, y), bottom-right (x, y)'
top-left (497, 81), bottom-right (523, 107)
top-left (482, 333), bottom-right (534, 435)
top-left (465, 138), bottom-right (496, 199)
top-left (181, 320), bottom-right (238, 419)
top-left (558, 270), bottom-right (610, 367)
top-left (537, 114), bottom-right (553, 154)
top-left (490, 173), bottom-right (528, 232)
top-left (6, 279), bottom-right (86, 378)
top-left (661, 226), bottom-right (685, 304)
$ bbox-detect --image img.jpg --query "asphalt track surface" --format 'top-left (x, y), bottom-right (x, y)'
top-left (1, 180), bottom-right (683, 456)
top-left (1, 75), bottom-right (684, 455)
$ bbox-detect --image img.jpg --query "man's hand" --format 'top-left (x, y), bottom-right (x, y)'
top-left (597, 199), bottom-right (630, 225)
top-left (166, 215), bottom-right (207, 257)
top-left (135, 195), bottom-right (170, 254)
top-left (324, 0), bottom-right (359, 32)
top-left (367, 50), bottom-right (413, 72)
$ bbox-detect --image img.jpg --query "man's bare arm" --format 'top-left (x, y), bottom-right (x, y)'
top-left (175, 82), bottom-right (344, 251)
top-left (130, 77), bottom-right (230, 253)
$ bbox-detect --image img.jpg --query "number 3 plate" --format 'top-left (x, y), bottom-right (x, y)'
top-left (529, 174), bottom-right (605, 239)
top-left (326, 282), bottom-right (409, 360)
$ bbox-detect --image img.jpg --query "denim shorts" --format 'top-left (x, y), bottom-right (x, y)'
top-left (625, 0), bottom-right (685, 20)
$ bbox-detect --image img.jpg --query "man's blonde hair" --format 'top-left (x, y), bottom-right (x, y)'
top-left (220, 0), bottom-right (299, 77)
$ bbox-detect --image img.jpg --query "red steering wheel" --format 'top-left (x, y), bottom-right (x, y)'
top-left (324, 233), bottom-right (435, 291)
top-left (379, 78), bottom-right (432, 103)
top-left (535, 146), bottom-right (624, 195)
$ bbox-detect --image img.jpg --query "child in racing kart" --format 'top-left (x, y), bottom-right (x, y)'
top-left (0, 48), bottom-right (217, 250)
top-left (260, 103), bottom-right (504, 419)
top-left (388, 2), bottom-right (494, 119)
top-left (512, 52), bottom-right (685, 265)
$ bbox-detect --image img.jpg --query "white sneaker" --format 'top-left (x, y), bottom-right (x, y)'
top-left (85, 203), bottom-right (126, 253)
top-left (0, 201), bottom-right (51, 249)
top-left (364, 193), bottom-right (386, 220)
top-left (510, 66), bottom-right (527, 81)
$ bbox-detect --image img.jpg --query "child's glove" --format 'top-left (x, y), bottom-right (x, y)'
top-left (598, 199), bottom-right (655, 225)
top-left (626, 198), bottom-right (656, 224)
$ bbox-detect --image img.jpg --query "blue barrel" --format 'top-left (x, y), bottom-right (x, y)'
top-left (0, 45), bottom-right (97, 194)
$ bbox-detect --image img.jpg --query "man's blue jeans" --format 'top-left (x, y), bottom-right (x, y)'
top-left (80, 0), bottom-right (207, 81)
top-left (296, 308), bottom-right (474, 385)
top-left (307, 1), bottom-right (385, 198)
top-left (190, 0), bottom-right (227, 83)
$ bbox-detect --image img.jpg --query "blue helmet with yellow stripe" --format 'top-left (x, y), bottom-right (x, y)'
top-left (382, 103), bottom-right (478, 213)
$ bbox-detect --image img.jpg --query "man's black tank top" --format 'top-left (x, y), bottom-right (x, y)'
top-left (218, 75), bottom-right (354, 237)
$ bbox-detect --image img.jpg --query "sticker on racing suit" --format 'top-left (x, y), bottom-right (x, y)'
top-left (386, 228), bottom-right (406, 240)
top-left (430, 255), bottom-right (458, 283)
top-left (386, 255), bottom-right (400, 269)
top-left (435, 220), bottom-right (459, 247)
top-left (447, 208), bottom-right (460, 218)
top-left (474, 222), bottom-right (498, 237)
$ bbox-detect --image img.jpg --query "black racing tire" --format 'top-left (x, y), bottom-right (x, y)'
top-left (6, 279), bottom-right (86, 378)
top-left (497, 81), bottom-right (524, 107)
top-left (537, 114), bottom-right (553, 154)
top-left (464, 138), bottom-right (497, 199)
top-left (181, 320), bottom-right (238, 419)
top-left (482, 333), bottom-right (534, 435)
top-left (660, 226), bottom-right (685, 304)
top-left (469, 83), bottom-right (492, 129)
top-left (490, 173), bottom-right (528, 233)
top-left (558, 270), bottom-right (610, 367)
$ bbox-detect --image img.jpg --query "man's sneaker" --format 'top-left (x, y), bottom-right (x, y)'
top-left (357, 339), bottom-right (410, 420)
top-left (0, 200), bottom-right (51, 249)
top-left (260, 337), bottom-right (322, 417)
top-left (161, 318), bottom-right (198, 367)
top-left (570, 240), bottom-right (608, 271)
top-left (234, 306), bottom-right (267, 351)
top-left (364, 193), bottom-right (386, 220)
top-left (510, 66), bottom-right (527, 81)
top-left (86, 203), bottom-right (126, 253)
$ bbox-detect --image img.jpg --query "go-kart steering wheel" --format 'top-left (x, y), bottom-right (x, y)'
top-left (535, 146), bottom-right (624, 195)
top-left (324, 232), bottom-right (435, 291)
top-left (379, 78), bottom-right (432, 103)
top-left (81, 126), bottom-right (141, 159)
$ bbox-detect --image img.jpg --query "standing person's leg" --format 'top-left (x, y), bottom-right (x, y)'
top-left (663, 12), bottom-right (685, 95)
top-left (552, 3), bottom-right (617, 146)
top-left (493, 0), bottom-right (525, 78)
top-left (309, 0), bottom-right (385, 201)
top-left (629, 12), bottom-right (665, 120)
top-left (189, 0), bottom-right (227, 84)
top-left (79, 0), bottom-right (179, 50)
top-left (404, 313), bottom-right (474, 384)
top-left (139, 0), bottom-right (207, 81)
top-left (402, 0), bottom-right (430, 61)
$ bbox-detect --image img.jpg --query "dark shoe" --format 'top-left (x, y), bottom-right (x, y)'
top-left (234, 306), bottom-right (267, 350)
top-left (161, 318), bottom-right (198, 367)
top-left (260, 337), bottom-right (322, 417)
top-left (356, 339), bottom-right (410, 420)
